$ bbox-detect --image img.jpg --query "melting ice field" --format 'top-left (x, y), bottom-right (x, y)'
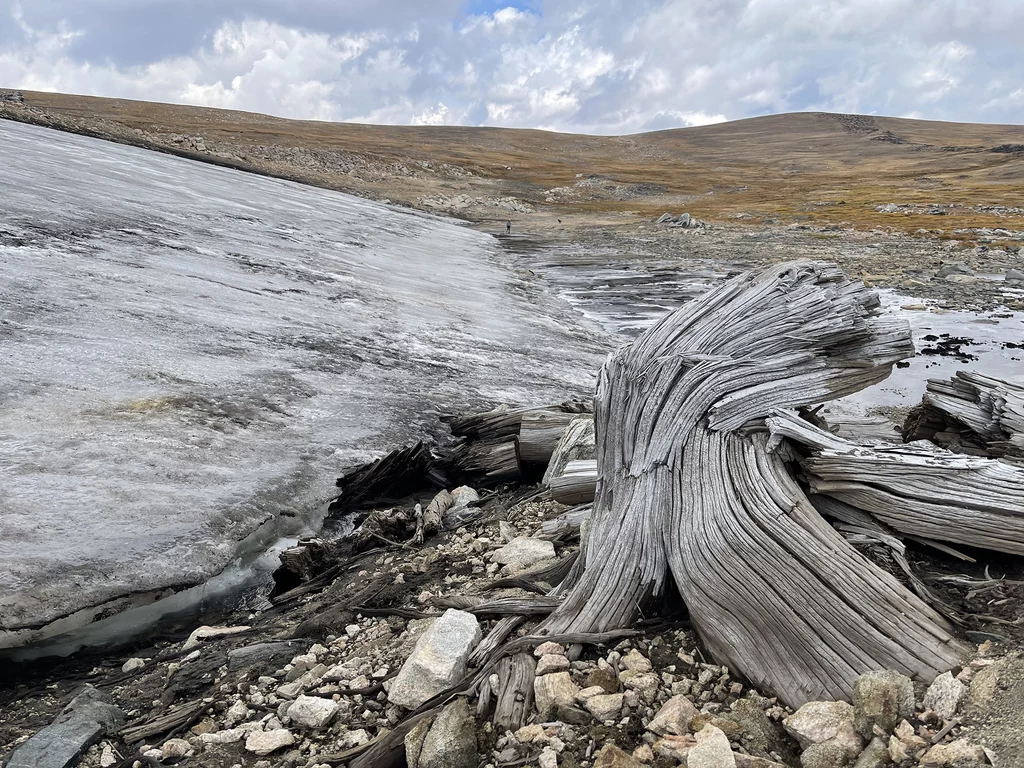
top-left (0, 121), bottom-right (604, 649)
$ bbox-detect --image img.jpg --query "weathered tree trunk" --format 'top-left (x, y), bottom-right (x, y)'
top-left (903, 372), bottom-right (1024, 462)
top-left (519, 411), bottom-right (579, 464)
top-left (769, 408), bottom-right (1024, 555)
top-left (447, 437), bottom-right (522, 482)
top-left (538, 261), bottom-right (968, 707)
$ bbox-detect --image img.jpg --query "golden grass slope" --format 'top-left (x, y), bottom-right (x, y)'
top-left (3, 90), bottom-right (1023, 235)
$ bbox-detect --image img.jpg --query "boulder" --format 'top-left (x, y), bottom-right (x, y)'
top-left (388, 609), bottom-right (481, 709)
top-left (5, 685), bottom-right (124, 768)
top-left (535, 672), bottom-right (581, 719)
top-left (244, 728), bottom-right (295, 755)
top-left (594, 744), bottom-right (643, 768)
top-left (408, 698), bottom-right (477, 768)
top-left (121, 658), bottom-right (146, 673)
top-left (160, 739), bottom-right (191, 759)
top-left (621, 649), bottom-right (653, 672)
top-left (937, 263), bottom-right (973, 278)
top-left (585, 693), bottom-right (625, 722)
top-left (852, 670), bottom-right (914, 738)
top-left (1006, 268), bottom-right (1024, 282)
top-left (800, 741), bottom-right (852, 768)
top-left (923, 671), bottom-right (966, 721)
top-left (285, 695), bottom-right (338, 728)
top-left (491, 537), bottom-right (556, 574)
top-left (647, 695), bottom-right (700, 736)
top-left (727, 697), bottom-right (792, 759)
top-left (784, 701), bottom-right (862, 756)
top-left (687, 724), bottom-right (737, 768)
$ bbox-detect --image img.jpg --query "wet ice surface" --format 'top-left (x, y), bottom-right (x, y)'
top-left (0, 121), bottom-right (606, 644)
top-left (835, 291), bottom-right (1024, 413)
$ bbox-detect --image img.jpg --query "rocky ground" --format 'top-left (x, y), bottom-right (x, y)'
top-left (2, 480), bottom-right (1022, 768)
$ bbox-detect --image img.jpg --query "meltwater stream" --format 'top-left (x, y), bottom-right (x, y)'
top-left (0, 121), bottom-right (608, 652)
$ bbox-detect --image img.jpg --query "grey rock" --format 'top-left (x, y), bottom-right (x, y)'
top-left (535, 672), bottom-right (581, 719)
top-left (5, 685), bottom-right (124, 768)
top-left (1005, 268), bottom-right (1024, 282)
top-left (244, 728), bottom-right (295, 755)
top-left (542, 415), bottom-right (596, 486)
top-left (284, 695), bottom-right (338, 728)
top-left (851, 737), bottom-right (889, 768)
top-left (585, 693), bottom-right (625, 722)
top-left (920, 739), bottom-right (986, 766)
top-left (923, 671), bottom-right (966, 721)
top-left (536, 653), bottom-right (571, 675)
top-left (688, 724), bottom-right (737, 768)
top-left (937, 262), bottom-right (973, 278)
top-left (491, 537), bottom-right (555, 573)
top-left (800, 741), bottom-right (852, 768)
top-left (784, 701), bottom-right (862, 756)
top-left (388, 609), bottom-right (481, 709)
top-left (413, 698), bottom-right (477, 768)
top-left (228, 640), bottom-right (305, 670)
top-left (852, 670), bottom-right (915, 739)
top-left (647, 695), bottom-right (699, 736)
top-left (726, 697), bottom-right (793, 759)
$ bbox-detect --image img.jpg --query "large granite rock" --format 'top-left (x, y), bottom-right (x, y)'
top-left (852, 670), bottom-right (914, 738)
top-left (5, 686), bottom-right (124, 768)
top-left (406, 697), bottom-right (477, 768)
top-left (388, 609), bottom-right (481, 709)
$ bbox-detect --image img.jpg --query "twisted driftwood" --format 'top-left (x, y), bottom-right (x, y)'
top-left (770, 409), bottom-right (1024, 555)
top-left (903, 372), bottom-right (1024, 461)
top-left (538, 260), bottom-right (967, 706)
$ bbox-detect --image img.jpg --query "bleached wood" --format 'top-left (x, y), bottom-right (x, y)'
top-left (537, 260), bottom-right (967, 708)
top-left (549, 459), bottom-right (598, 505)
top-left (542, 415), bottom-right (596, 486)
top-left (519, 411), bottom-right (579, 464)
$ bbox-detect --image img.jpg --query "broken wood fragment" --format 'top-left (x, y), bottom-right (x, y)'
top-left (549, 459), bottom-right (597, 505)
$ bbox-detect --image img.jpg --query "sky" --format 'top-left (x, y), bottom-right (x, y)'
top-left (2, 0), bottom-right (1022, 134)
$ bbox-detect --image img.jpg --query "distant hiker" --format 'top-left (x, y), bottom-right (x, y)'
top-left (505, 220), bottom-right (511, 234)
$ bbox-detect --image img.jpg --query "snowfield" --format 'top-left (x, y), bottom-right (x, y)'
top-left (0, 120), bottom-right (605, 648)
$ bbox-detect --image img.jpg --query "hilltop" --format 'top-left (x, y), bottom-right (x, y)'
top-left (2, 90), bottom-right (1023, 240)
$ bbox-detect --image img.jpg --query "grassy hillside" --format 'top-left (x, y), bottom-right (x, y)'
top-left (3, 90), bottom-right (1023, 236)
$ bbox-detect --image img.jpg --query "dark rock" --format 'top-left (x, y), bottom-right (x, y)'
top-left (852, 670), bottom-right (914, 739)
top-left (5, 685), bottom-right (124, 768)
top-left (586, 666), bottom-right (620, 694)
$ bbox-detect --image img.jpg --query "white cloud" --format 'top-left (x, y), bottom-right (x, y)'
top-left (2, 0), bottom-right (1022, 133)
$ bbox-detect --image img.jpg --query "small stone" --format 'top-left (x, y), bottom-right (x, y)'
top-left (920, 739), bottom-right (987, 766)
top-left (653, 735), bottom-right (697, 761)
top-left (200, 728), bottom-right (245, 744)
top-left (285, 695), bottom-right (339, 728)
top-left (225, 700), bottom-right (252, 726)
top-left (923, 672), bottom-right (966, 721)
top-left (593, 744), bottom-right (643, 768)
top-left (414, 698), bottom-right (477, 768)
top-left (852, 670), bottom-right (914, 739)
top-left (99, 743), bottom-right (117, 768)
top-left (515, 724), bottom-right (545, 743)
top-left (851, 737), bottom-right (889, 768)
top-left (784, 701), bottom-right (862, 756)
top-left (585, 693), bottom-right (624, 721)
top-left (491, 537), bottom-right (556, 574)
top-left (534, 642), bottom-right (566, 657)
top-left (537, 654), bottom-right (571, 675)
top-left (539, 747), bottom-right (559, 768)
top-left (800, 741), bottom-right (851, 768)
top-left (535, 672), bottom-right (581, 719)
top-left (345, 624), bottom-right (361, 637)
top-left (161, 739), bottom-right (191, 758)
top-left (647, 695), bottom-right (700, 736)
top-left (621, 649), bottom-right (653, 673)
top-left (632, 744), bottom-right (654, 764)
top-left (1006, 268), bottom-right (1024, 282)
top-left (121, 658), bottom-right (146, 673)
top-left (687, 724), bottom-right (737, 768)
top-left (244, 729), bottom-right (295, 756)
top-left (937, 263), bottom-right (973, 278)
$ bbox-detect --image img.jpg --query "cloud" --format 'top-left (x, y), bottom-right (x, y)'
top-left (2, 0), bottom-right (1023, 133)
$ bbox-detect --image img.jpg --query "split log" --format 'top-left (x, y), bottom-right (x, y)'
top-left (903, 372), bottom-right (1024, 461)
top-left (492, 653), bottom-right (536, 732)
top-left (768, 409), bottom-right (1024, 555)
top-left (542, 414), bottom-right (596, 485)
top-left (549, 459), bottom-right (598, 506)
top-left (536, 260), bottom-right (967, 707)
top-left (519, 411), bottom-right (579, 464)
top-left (441, 399), bottom-right (591, 441)
top-left (328, 442), bottom-right (438, 515)
top-left (446, 437), bottom-right (521, 483)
